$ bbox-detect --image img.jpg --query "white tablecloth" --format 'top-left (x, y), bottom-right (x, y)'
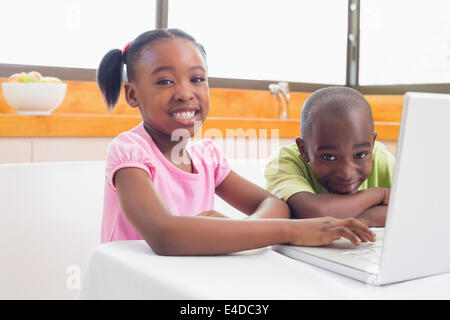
top-left (79, 240), bottom-right (450, 300)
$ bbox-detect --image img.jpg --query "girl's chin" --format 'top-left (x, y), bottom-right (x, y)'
top-left (169, 124), bottom-right (203, 139)
top-left (167, 118), bottom-right (204, 135)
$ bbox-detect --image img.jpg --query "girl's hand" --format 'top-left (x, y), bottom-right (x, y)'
top-left (197, 210), bottom-right (230, 218)
top-left (288, 217), bottom-right (376, 247)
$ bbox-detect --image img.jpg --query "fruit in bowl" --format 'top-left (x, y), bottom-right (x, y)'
top-left (8, 71), bottom-right (63, 83)
top-left (2, 71), bottom-right (67, 115)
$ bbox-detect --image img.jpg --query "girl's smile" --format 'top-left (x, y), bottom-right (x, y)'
top-left (169, 108), bottom-right (201, 125)
top-left (124, 37), bottom-right (209, 139)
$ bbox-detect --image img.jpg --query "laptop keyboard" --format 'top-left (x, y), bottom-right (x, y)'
top-left (272, 228), bottom-right (385, 276)
top-left (341, 243), bottom-right (383, 264)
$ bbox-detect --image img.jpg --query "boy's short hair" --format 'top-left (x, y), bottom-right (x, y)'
top-left (300, 86), bottom-right (374, 138)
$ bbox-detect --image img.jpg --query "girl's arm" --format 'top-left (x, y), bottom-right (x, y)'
top-left (115, 168), bottom-right (375, 256)
top-left (214, 170), bottom-right (291, 219)
top-left (287, 188), bottom-right (389, 220)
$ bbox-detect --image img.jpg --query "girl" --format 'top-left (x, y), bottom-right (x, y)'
top-left (97, 29), bottom-right (375, 255)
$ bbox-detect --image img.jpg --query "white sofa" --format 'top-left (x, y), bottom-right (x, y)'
top-left (0, 159), bottom-right (269, 299)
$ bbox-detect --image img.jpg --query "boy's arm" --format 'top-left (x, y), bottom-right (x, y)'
top-left (265, 147), bottom-right (387, 220)
top-left (355, 205), bottom-right (388, 227)
top-left (266, 141), bottom-right (393, 222)
top-left (286, 188), bottom-right (389, 220)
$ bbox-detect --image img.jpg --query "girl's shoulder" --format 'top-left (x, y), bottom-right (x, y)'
top-left (106, 123), bottom-right (156, 165)
top-left (112, 126), bottom-right (148, 147)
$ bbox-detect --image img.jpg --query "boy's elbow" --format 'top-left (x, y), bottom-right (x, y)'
top-left (305, 202), bottom-right (330, 218)
top-left (289, 195), bottom-right (329, 219)
top-left (293, 205), bottom-right (328, 219)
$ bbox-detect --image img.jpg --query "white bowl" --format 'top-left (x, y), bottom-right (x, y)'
top-left (1, 82), bottom-right (67, 115)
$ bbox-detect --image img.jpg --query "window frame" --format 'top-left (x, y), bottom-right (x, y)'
top-left (1, 0), bottom-right (448, 94)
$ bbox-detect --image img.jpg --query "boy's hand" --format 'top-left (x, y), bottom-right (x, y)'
top-left (288, 217), bottom-right (376, 247)
top-left (382, 188), bottom-right (390, 205)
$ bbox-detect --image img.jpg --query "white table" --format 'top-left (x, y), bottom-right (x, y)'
top-left (78, 240), bottom-right (450, 300)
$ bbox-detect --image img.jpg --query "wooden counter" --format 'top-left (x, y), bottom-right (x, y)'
top-left (0, 114), bottom-right (399, 140)
top-left (0, 80), bottom-right (402, 140)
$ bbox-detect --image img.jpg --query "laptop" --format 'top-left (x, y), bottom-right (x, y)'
top-left (272, 92), bottom-right (450, 285)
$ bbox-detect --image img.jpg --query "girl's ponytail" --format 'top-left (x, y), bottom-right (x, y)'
top-left (96, 49), bottom-right (124, 111)
top-left (96, 29), bottom-right (207, 111)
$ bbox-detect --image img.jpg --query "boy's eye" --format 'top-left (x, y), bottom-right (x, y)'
top-left (354, 152), bottom-right (369, 159)
top-left (157, 79), bottom-right (174, 86)
top-left (191, 77), bottom-right (205, 83)
top-left (321, 154), bottom-right (336, 161)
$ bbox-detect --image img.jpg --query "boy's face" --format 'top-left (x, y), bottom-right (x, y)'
top-left (296, 108), bottom-right (377, 194)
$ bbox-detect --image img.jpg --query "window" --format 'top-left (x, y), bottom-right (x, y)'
top-left (359, 0), bottom-right (450, 85)
top-left (168, 0), bottom-right (348, 85)
top-left (0, 0), bottom-right (156, 69)
top-left (1, 0), bottom-right (448, 92)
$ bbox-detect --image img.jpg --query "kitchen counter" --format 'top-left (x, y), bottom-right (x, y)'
top-left (0, 113), bottom-right (399, 140)
top-left (0, 80), bottom-right (402, 140)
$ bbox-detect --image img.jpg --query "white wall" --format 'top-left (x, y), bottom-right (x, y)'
top-left (0, 138), bottom-right (397, 164)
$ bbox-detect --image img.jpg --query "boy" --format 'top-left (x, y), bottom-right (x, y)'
top-left (265, 87), bottom-right (395, 227)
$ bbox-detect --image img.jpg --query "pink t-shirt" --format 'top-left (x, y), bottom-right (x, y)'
top-left (101, 122), bottom-right (231, 243)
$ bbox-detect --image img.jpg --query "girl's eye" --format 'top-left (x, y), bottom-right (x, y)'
top-left (354, 152), bottom-right (369, 159)
top-left (157, 79), bottom-right (173, 86)
top-left (191, 77), bottom-right (205, 83)
top-left (321, 154), bottom-right (336, 161)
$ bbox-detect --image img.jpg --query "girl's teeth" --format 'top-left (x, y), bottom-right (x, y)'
top-left (172, 111), bottom-right (195, 119)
